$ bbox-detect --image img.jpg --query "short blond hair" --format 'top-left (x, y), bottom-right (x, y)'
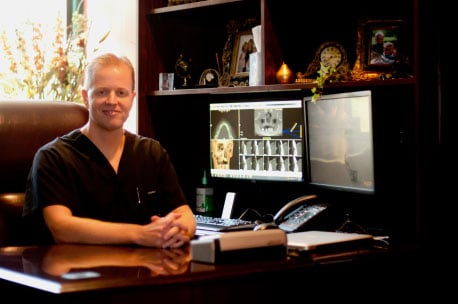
top-left (83, 53), bottom-right (135, 90)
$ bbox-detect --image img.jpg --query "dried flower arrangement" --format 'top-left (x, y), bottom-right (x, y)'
top-left (0, 5), bottom-right (109, 103)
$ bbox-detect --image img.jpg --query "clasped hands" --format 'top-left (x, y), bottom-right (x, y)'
top-left (139, 212), bottom-right (191, 248)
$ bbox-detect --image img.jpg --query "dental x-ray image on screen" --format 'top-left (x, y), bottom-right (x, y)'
top-left (254, 108), bottom-right (283, 136)
top-left (210, 99), bottom-right (305, 182)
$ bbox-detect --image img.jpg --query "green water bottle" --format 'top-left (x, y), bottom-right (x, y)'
top-left (196, 170), bottom-right (213, 215)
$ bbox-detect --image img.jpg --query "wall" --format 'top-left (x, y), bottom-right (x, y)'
top-left (86, 0), bottom-right (139, 133)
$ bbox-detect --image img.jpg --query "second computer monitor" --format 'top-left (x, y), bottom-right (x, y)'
top-left (304, 90), bottom-right (375, 194)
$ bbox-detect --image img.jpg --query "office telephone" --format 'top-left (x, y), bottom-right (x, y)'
top-left (273, 194), bottom-right (329, 232)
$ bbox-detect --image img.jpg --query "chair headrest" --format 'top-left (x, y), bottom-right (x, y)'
top-left (0, 101), bottom-right (89, 193)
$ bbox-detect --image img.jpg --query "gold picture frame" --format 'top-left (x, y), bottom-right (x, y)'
top-left (352, 18), bottom-right (410, 80)
top-left (220, 19), bottom-right (258, 87)
top-left (230, 30), bottom-right (257, 77)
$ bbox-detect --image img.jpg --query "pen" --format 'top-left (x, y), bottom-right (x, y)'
top-left (136, 187), bottom-right (141, 204)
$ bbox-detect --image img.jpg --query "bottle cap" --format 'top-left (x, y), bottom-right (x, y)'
top-left (201, 170), bottom-right (208, 186)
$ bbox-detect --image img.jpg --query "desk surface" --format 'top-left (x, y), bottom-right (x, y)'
top-left (0, 242), bottom-right (388, 296)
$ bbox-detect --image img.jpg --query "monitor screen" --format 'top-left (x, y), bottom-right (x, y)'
top-left (304, 90), bottom-right (375, 193)
top-left (209, 99), bottom-right (305, 182)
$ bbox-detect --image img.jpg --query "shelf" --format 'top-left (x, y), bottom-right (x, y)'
top-left (152, 0), bottom-right (244, 14)
top-left (149, 77), bottom-right (416, 96)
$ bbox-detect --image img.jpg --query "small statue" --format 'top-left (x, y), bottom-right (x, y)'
top-left (175, 54), bottom-right (192, 88)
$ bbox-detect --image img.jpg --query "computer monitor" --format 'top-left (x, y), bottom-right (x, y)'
top-left (304, 90), bottom-right (375, 194)
top-left (209, 98), bottom-right (305, 182)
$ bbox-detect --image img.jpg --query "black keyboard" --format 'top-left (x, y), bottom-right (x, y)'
top-left (195, 214), bottom-right (257, 231)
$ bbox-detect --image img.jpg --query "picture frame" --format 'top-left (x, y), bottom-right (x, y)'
top-left (352, 18), bottom-right (410, 80)
top-left (220, 19), bottom-right (259, 87)
top-left (231, 30), bottom-right (257, 77)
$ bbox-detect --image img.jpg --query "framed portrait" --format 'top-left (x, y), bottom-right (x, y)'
top-left (220, 19), bottom-right (259, 87)
top-left (230, 30), bottom-right (257, 77)
top-left (352, 19), bottom-right (410, 80)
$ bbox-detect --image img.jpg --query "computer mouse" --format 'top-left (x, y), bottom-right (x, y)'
top-left (253, 222), bottom-right (278, 231)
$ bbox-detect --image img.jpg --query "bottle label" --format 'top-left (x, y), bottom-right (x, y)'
top-left (196, 187), bottom-right (213, 214)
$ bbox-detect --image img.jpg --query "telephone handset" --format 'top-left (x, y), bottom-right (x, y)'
top-left (273, 194), bottom-right (328, 232)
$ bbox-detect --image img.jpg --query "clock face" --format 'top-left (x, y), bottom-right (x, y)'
top-left (199, 69), bottom-right (220, 87)
top-left (320, 46), bottom-right (343, 68)
top-left (301, 42), bottom-right (348, 79)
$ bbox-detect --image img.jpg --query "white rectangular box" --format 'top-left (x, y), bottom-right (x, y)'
top-left (191, 229), bottom-right (287, 264)
top-left (249, 52), bottom-right (262, 86)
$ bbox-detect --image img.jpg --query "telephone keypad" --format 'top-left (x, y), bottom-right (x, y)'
top-left (278, 204), bottom-right (328, 232)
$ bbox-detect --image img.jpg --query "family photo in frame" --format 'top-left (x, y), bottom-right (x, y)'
top-left (352, 18), bottom-right (410, 80)
top-left (219, 18), bottom-right (259, 87)
top-left (368, 26), bottom-right (400, 67)
top-left (231, 30), bottom-right (257, 76)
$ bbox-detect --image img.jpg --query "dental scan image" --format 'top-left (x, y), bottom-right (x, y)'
top-left (209, 99), bottom-right (304, 182)
top-left (254, 108), bottom-right (283, 136)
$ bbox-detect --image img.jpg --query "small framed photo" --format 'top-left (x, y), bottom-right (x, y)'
top-left (230, 30), bottom-right (257, 77)
top-left (353, 18), bottom-right (411, 80)
top-left (220, 19), bottom-right (259, 87)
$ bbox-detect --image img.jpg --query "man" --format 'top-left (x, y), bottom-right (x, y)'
top-left (370, 42), bottom-right (396, 65)
top-left (371, 31), bottom-right (385, 56)
top-left (24, 53), bottom-right (196, 248)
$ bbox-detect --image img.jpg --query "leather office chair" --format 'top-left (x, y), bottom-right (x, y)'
top-left (0, 101), bottom-right (88, 245)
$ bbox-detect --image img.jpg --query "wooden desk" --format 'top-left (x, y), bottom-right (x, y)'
top-left (0, 242), bottom-right (422, 303)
